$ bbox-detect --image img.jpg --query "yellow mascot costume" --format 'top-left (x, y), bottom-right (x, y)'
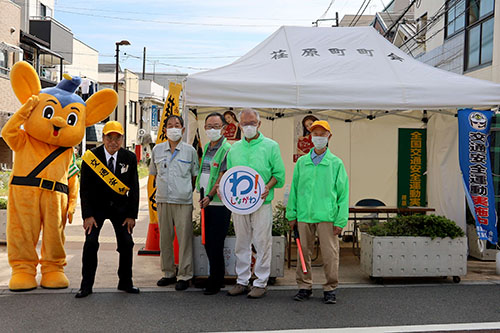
top-left (2, 61), bottom-right (118, 291)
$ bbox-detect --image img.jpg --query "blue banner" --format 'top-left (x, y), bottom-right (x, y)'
top-left (151, 105), bottom-right (158, 127)
top-left (458, 109), bottom-right (498, 245)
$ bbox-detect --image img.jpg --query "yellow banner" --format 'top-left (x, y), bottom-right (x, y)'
top-left (82, 150), bottom-right (130, 195)
top-left (148, 82), bottom-right (183, 224)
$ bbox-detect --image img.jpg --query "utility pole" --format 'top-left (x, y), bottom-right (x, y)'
top-left (142, 47), bottom-right (146, 80)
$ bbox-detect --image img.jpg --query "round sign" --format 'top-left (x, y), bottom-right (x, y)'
top-left (219, 166), bottom-right (265, 215)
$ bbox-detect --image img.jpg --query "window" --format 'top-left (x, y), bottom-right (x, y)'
top-left (465, 0), bottom-right (495, 70)
top-left (129, 101), bottom-right (137, 124)
top-left (0, 51), bottom-right (8, 75)
top-left (446, 0), bottom-right (466, 37)
top-left (39, 3), bottom-right (47, 17)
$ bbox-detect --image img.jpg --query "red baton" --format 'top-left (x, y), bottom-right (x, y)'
top-left (200, 188), bottom-right (206, 245)
top-left (294, 225), bottom-right (307, 274)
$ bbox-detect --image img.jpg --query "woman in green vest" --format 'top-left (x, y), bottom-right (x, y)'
top-left (196, 112), bottom-right (232, 295)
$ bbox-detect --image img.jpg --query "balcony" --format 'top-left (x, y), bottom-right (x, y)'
top-left (28, 16), bottom-right (73, 64)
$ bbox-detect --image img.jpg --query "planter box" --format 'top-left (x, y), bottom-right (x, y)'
top-left (467, 224), bottom-right (497, 261)
top-left (360, 233), bottom-right (467, 282)
top-left (193, 235), bottom-right (285, 278)
top-left (0, 210), bottom-right (6, 244)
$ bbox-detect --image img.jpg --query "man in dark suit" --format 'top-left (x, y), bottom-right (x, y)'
top-left (75, 121), bottom-right (140, 298)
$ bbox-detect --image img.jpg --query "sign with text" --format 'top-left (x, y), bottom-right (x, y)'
top-left (458, 109), bottom-right (498, 245)
top-left (398, 129), bottom-right (427, 207)
top-left (219, 166), bottom-right (265, 215)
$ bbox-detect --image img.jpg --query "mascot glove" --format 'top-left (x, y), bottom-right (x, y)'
top-left (18, 95), bottom-right (39, 119)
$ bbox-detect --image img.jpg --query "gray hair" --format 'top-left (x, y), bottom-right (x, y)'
top-left (239, 108), bottom-right (260, 121)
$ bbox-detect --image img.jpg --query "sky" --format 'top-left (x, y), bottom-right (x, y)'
top-left (53, 0), bottom-right (388, 75)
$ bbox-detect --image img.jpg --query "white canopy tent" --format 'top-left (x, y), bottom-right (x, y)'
top-left (185, 26), bottom-right (500, 113)
top-left (184, 26), bottom-right (500, 230)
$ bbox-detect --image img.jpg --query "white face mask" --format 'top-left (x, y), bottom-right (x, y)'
top-left (311, 136), bottom-right (328, 149)
top-left (167, 128), bottom-right (183, 141)
top-left (205, 128), bottom-right (222, 142)
top-left (242, 125), bottom-right (257, 139)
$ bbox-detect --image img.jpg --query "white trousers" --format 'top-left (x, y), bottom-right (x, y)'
top-left (232, 204), bottom-right (273, 288)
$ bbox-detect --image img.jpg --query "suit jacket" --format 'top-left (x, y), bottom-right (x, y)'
top-left (80, 145), bottom-right (139, 220)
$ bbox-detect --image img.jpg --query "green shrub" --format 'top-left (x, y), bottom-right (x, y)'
top-left (0, 198), bottom-right (7, 209)
top-left (367, 214), bottom-right (465, 239)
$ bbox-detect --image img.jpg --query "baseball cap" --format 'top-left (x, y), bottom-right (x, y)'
top-left (309, 120), bottom-right (331, 133)
top-left (103, 121), bottom-right (124, 135)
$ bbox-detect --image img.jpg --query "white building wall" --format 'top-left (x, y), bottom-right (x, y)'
top-left (414, 0), bottom-right (447, 53)
top-left (64, 39), bottom-right (99, 81)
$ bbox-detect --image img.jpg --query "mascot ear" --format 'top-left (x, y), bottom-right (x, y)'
top-left (10, 61), bottom-right (42, 104)
top-left (85, 89), bottom-right (119, 126)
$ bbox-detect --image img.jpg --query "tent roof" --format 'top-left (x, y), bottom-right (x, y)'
top-left (185, 26), bottom-right (500, 112)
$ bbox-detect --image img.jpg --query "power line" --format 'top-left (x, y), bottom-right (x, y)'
top-left (318, 0), bottom-right (336, 19)
top-left (400, 0), bottom-right (463, 53)
top-left (349, 0), bottom-right (369, 26)
top-left (55, 9), bottom-right (285, 27)
top-left (54, 4), bottom-right (312, 22)
top-left (352, 0), bottom-right (374, 26)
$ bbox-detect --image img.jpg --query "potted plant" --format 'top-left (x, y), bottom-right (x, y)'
top-left (0, 198), bottom-right (7, 244)
top-left (192, 203), bottom-right (288, 283)
top-left (360, 214), bottom-right (466, 284)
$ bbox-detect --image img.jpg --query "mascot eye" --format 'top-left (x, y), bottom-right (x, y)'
top-left (43, 106), bottom-right (54, 119)
top-left (67, 112), bottom-right (78, 126)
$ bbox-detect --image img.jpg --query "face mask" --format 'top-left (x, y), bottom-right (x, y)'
top-left (167, 128), bottom-right (183, 141)
top-left (311, 136), bottom-right (328, 149)
top-left (205, 129), bottom-right (222, 142)
top-left (242, 125), bottom-right (257, 139)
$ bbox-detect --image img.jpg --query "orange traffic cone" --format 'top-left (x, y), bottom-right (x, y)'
top-left (138, 223), bottom-right (160, 255)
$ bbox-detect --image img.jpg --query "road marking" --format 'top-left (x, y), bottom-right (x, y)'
top-left (234, 322), bottom-right (500, 332)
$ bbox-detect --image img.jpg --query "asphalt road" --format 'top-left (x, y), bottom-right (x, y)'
top-left (0, 284), bottom-right (499, 332)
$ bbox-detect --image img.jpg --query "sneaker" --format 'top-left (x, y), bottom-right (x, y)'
top-left (227, 284), bottom-right (248, 296)
top-left (247, 286), bottom-right (267, 299)
top-left (323, 290), bottom-right (336, 304)
top-left (157, 277), bottom-right (176, 287)
top-left (175, 280), bottom-right (189, 291)
top-left (293, 289), bottom-right (312, 301)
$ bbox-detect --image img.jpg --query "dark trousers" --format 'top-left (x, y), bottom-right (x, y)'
top-left (80, 214), bottom-right (134, 290)
top-left (204, 205), bottom-right (231, 287)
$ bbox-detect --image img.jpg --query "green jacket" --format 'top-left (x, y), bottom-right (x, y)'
top-left (195, 138), bottom-right (232, 203)
top-left (227, 132), bottom-right (285, 204)
top-left (286, 149), bottom-right (349, 227)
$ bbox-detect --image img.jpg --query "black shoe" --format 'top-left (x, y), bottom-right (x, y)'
top-left (323, 290), bottom-right (336, 304)
top-left (117, 286), bottom-right (140, 294)
top-left (203, 286), bottom-right (221, 295)
top-left (293, 289), bottom-right (312, 301)
top-left (175, 280), bottom-right (189, 291)
top-left (157, 277), bottom-right (176, 287)
top-left (75, 289), bottom-right (92, 298)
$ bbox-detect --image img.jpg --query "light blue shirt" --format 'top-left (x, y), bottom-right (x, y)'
top-left (310, 149), bottom-right (327, 166)
top-left (150, 141), bottom-right (199, 204)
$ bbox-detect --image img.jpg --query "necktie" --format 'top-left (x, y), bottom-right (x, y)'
top-left (108, 156), bottom-right (115, 174)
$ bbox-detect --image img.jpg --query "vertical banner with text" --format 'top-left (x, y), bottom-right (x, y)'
top-left (398, 128), bottom-right (427, 207)
top-left (148, 82), bottom-right (182, 225)
top-left (458, 109), bottom-right (498, 245)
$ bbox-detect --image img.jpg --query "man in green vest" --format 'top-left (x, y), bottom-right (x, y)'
top-left (286, 120), bottom-right (349, 304)
top-left (226, 108), bottom-right (285, 299)
top-left (195, 112), bottom-right (232, 295)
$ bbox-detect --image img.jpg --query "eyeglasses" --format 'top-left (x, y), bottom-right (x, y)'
top-left (240, 122), bottom-right (258, 127)
top-left (205, 125), bottom-right (223, 130)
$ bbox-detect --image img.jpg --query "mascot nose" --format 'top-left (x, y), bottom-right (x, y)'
top-left (52, 116), bottom-right (67, 128)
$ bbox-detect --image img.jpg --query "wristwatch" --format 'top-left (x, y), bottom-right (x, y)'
top-left (207, 194), bottom-right (214, 201)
